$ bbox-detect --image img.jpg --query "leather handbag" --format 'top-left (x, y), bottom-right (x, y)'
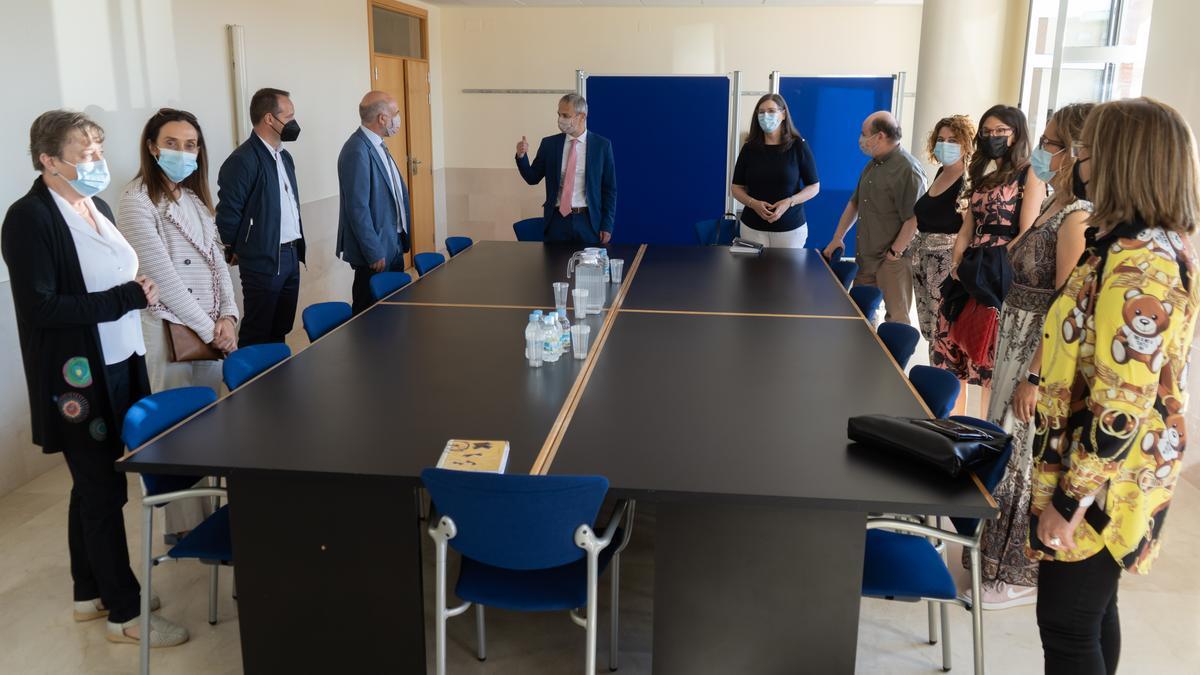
top-left (847, 415), bottom-right (1009, 477)
top-left (164, 321), bottom-right (224, 362)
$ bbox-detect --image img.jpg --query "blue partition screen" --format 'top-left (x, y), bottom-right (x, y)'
top-left (778, 76), bottom-right (894, 257)
top-left (585, 76), bottom-right (730, 245)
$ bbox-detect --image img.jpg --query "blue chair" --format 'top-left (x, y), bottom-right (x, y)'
top-left (222, 343), bottom-right (291, 391)
top-left (422, 468), bottom-right (634, 675)
top-left (909, 365), bottom-right (960, 418)
top-left (877, 322), bottom-right (920, 371)
top-left (830, 259), bottom-right (859, 290)
top-left (513, 218), bottom-right (545, 242)
top-left (693, 217), bottom-right (738, 246)
top-left (368, 271), bottom-right (412, 302)
top-left (414, 251), bottom-right (446, 277)
top-left (862, 417), bottom-right (1013, 675)
top-left (849, 285), bottom-right (884, 324)
top-left (445, 236), bottom-right (473, 257)
top-left (302, 301), bottom-right (352, 342)
top-left (123, 387), bottom-right (229, 672)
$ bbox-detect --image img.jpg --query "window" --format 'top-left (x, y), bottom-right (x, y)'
top-left (372, 5), bottom-right (425, 60)
top-left (1019, 0), bottom-right (1155, 137)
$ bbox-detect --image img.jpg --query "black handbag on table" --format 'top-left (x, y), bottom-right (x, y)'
top-left (847, 415), bottom-right (1010, 478)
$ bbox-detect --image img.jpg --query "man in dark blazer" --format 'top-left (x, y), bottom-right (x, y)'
top-left (515, 94), bottom-right (617, 245)
top-left (216, 87), bottom-right (306, 346)
top-left (336, 90), bottom-right (411, 314)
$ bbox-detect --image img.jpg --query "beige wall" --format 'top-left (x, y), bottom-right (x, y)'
top-left (0, 0), bottom-right (445, 498)
top-left (1143, 0), bottom-right (1200, 131)
top-left (438, 5), bottom-right (924, 241)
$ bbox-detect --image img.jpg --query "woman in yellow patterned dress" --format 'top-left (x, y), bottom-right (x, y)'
top-left (1026, 98), bottom-right (1200, 675)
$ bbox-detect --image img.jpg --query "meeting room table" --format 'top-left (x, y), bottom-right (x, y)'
top-left (118, 240), bottom-right (995, 674)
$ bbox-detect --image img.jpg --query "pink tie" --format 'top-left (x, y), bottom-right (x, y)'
top-left (559, 139), bottom-right (578, 218)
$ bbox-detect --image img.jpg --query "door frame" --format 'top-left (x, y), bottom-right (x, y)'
top-left (366, 0), bottom-right (429, 65)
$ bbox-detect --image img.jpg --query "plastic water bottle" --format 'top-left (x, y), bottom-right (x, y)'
top-left (525, 312), bottom-right (543, 367)
top-left (557, 309), bottom-right (572, 353)
top-left (541, 315), bottom-right (561, 363)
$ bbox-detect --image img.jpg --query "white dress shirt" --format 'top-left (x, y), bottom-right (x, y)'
top-left (257, 133), bottom-right (302, 244)
top-left (50, 190), bottom-right (147, 365)
top-left (359, 126), bottom-right (408, 234)
top-left (559, 130), bottom-right (588, 208)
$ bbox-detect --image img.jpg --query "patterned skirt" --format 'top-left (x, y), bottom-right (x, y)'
top-left (973, 304), bottom-right (1046, 586)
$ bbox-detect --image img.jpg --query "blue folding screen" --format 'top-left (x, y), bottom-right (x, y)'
top-left (584, 75), bottom-right (730, 245)
top-left (777, 76), bottom-right (895, 257)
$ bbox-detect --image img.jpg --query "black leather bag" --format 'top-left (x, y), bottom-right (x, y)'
top-left (847, 415), bottom-right (1010, 477)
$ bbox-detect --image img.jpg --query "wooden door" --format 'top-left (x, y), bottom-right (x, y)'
top-left (403, 59), bottom-right (434, 256)
top-left (372, 55), bottom-right (412, 268)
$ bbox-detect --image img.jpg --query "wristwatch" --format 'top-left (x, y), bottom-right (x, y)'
top-left (1026, 371), bottom-right (1041, 386)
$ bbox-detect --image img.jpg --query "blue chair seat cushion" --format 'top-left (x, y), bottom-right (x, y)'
top-left (862, 529), bottom-right (956, 601)
top-left (169, 504), bottom-right (233, 563)
top-left (455, 530), bottom-right (621, 611)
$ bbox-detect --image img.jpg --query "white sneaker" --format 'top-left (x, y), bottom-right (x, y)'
top-left (106, 614), bottom-right (189, 647)
top-left (73, 594), bottom-right (160, 622)
top-left (960, 581), bottom-right (1037, 610)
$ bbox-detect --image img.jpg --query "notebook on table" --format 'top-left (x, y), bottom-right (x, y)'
top-left (436, 439), bottom-right (510, 474)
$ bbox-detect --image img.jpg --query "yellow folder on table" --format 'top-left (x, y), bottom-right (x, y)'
top-left (436, 440), bottom-right (510, 474)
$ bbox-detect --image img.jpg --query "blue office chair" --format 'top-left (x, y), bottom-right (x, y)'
top-left (830, 259), bottom-right (859, 290)
top-left (414, 251), bottom-right (446, 277)
top-left (877, 322), bottom-right (920, 371)
top-left (222, 343), bottom-right (291, 391)
top-left (445, 236), bottom-right (473, 257)
top-left (693, 217), bottom-right (738, 246)
top-left (862, 416), bottom-right (1012, 675)
top-left (849, 285), bottom-right (884, 324)
top-left (369, 271), bottom-right (413, 302)
top-left (513, 217), bottom-right (545, 242)
top-left (422, 468), bottom-right (634, 675)
top-left (908, 365), bottom-right (960, 419)
top-left (123, 387), bottom-right (230, 673)
top-left (302, 301), bottom-right (352, 342)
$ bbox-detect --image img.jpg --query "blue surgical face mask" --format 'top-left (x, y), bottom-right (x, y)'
top-left (932, 141), bottom-right (961, 165)
top-left (1030, 146), bottom-right (1061, 183)
top-left (155, 147), bottom-right (199, 183)
top-left (60, 158), bottom-right (110, 198)
top-left (758, 112), bottom-right (782, 134)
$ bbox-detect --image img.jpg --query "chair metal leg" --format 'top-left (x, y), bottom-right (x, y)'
top-left (925, 515), bottom-right (940, 645)
top-left (435, 538), bottom-right (448, 675)
top-left (940, 602), bottom-right (952, 671)
top-left (585, 550), bottom-right (599, 675)
top-left (475, 604), bottom-right (487, 661)
top-left (609, 552), bottom-right (620, 671)
top-left (970, 546), bottom-right (985, 675)
top-left (140, 505), bottom-right (153, 675)
top-left (208, 565), bottom-right (219, 625)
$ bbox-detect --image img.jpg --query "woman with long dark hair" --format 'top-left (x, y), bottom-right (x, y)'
top-left (731, 94), bottom-right (820, 248)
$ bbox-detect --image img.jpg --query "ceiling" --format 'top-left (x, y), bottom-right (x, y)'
top-left (425, 0), bottom-right (921, 7)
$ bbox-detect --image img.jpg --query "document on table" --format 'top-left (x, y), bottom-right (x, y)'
top-left (437, 439), bottom-right (510, 473)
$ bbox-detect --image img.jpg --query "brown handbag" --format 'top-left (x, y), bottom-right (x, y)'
top-left (164, 321), bottom-right (224, 362)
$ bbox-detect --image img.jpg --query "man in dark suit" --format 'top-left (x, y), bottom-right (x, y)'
top-left (216, 87), bottom-right (305, 346)
top-left (336, 90), bottom-right (411, 314)
top-left (515, 94), bottom-right (617, 245)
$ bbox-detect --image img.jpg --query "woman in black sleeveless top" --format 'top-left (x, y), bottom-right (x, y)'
top-left (911, 115), bottom-right (974, 356)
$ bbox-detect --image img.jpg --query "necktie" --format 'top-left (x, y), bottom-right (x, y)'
top-left (380, 141), bottom-right (407, 234)
top-left (559, 138), bottom-right (578, 218)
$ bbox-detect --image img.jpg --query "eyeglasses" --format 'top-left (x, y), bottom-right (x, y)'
top-left (1038, 136), bottom-right (1065, 152)
top-left (979, 127), bottom-right (1014, 139)
top-left (1070, 141), bottom-right (1090, 159)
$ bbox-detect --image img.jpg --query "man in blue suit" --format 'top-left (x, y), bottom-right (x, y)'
top-left (515, 94), bottom-right (616, 245)
top-left (336, 90), bottom-right (412, 313)
top-left (216, 87), bottom-right (306, 346)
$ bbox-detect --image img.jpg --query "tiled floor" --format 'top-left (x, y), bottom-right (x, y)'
top-left (0, 461), bottom-right (1197, 674)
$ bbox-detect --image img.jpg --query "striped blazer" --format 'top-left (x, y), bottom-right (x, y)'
top-left (117, 179), bottom-right (238, 344)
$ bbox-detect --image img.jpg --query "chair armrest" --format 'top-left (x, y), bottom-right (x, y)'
top-left (866, 516), bottom-right (977, 549)
top-left (596, 500), bottom-right (630, 549)
top-left (142, 487), bottom-right (227, 508)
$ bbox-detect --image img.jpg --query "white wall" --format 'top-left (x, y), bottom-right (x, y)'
top-left (0, 0), bottom-right (445, 497)
top-left (1143, 0), bottom-right (1200, 132)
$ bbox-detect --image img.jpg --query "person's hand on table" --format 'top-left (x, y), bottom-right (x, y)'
top-left (1012, 380), bottom-right (1039, 423)
top-left (516, 135), bottom-right (529, 159)
top-left (766, 198), bottom-right (791, 223)
top-left (1037, 502), bottom-right (1087, 552)
top-left (600, 231), bottom-right (611, 245)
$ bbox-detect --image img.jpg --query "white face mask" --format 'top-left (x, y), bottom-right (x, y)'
top-left (557, 115), bottom-right (576, 135)
top-left (385, 114), bottom-right (401, 137)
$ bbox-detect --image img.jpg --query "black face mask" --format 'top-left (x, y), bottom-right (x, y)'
top-left (276, 117), bottom-right (301, 143)
top-left (982, 135), bottom-right (1009, 159)
top-left (1072, 159), bottom-right (1089, 201)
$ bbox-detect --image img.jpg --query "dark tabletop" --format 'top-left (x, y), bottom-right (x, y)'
top-left (621, 246), bottom-right (856, 316)
top-left (548, 311), bottom-right (994, 518)
top-left (386, 240), bottom-right (640, 308)
top-left (118, 305), bottom-right (605, 479)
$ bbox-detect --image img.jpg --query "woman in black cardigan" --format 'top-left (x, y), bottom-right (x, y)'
top-left (1, 110), bottom-right (187, 647)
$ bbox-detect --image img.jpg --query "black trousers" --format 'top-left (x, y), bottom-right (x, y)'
top-left (1037, 551), bottom-right (1122, 675)
top-left (350, 233), bottom-right (408, 314)
top-left (63, 358), bottom-right (142, 624)
top-left (239, 244), bottom-right (301, 346)
top-left (544, 210), bottom-right (600, 245)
